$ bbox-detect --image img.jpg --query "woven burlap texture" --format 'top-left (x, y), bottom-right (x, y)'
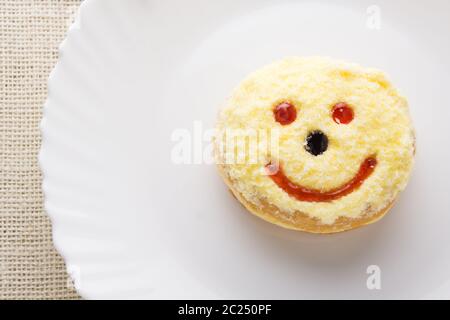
top-left (0, 0), bottom-right (82, 299)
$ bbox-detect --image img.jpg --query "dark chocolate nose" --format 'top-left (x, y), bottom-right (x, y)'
top-left (305, 130), bottom-right (328, 156)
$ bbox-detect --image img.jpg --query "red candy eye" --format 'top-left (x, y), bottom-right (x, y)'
top-left (332, 102), bottom-right (354, 124)
top-left (274, 102), bottom-right (297, 125)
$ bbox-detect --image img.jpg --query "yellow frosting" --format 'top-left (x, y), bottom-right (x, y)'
top-left (215, 57), bottom-right (415, 225)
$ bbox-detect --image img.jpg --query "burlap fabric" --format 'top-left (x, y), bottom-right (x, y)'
top-left (0, 0), bottom-right (82, 299)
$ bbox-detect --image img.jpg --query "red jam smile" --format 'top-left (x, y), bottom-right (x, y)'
top-left (266, 157), bottom-right (377, 202)
top-left (274, 102), bottom-right (297, 125)
top-left (332, 102), bottom-right (354, 124)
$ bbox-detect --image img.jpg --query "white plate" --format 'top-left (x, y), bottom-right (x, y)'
top-left (40, 0), bottom-right (450, 299)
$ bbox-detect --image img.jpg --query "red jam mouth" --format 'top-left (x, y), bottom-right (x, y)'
top-left (266, 157), bottom-right (377, 202)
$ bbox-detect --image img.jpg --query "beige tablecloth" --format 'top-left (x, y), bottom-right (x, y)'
top-left (0, 0), bottom-right (82, 300)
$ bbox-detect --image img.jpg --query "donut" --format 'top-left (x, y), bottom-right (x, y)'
top-left (214, 57), bottom-right (415, 234)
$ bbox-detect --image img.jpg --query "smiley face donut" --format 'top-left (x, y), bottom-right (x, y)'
top-left (215, 57), bottom-right (415, 233)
